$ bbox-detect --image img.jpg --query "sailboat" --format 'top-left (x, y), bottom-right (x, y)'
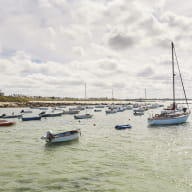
top-left (148, 42), bottom-right (190, 125)
top-left (105, 89), bottom-right (118, 114)
top-left (74, 83), bottom-right (93, 119)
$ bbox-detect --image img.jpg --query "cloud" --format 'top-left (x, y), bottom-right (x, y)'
top-left (0, 0), bottom-right (192, 98)
top-left (137, 66), bottom-right (155, 77)
top-left (108, 33), bottom-right (138, 50)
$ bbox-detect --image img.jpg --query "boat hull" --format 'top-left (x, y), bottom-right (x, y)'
top-left (41, 130), bottom-right (81, 143)
top-left (0, 121), bottom-right (16, 126)
top-left (74, 114), bottom-right (92, 119)
top-left (22, 116), bottom-right (41, 121)
top-left (148, 114), bottom-right (189, 125)
top-left (115, 124), bottom-right (132, 129)
top-left (47, 133), bottom-right (79, 143)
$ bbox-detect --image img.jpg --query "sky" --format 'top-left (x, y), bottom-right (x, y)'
top-left (1, 0), bottom-right (192, 99)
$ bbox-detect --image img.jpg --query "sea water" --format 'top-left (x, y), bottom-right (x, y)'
top-left (0, 106), bottom-right (192, 192)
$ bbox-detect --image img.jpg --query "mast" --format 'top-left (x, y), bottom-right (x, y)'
top-left (84, 83), bottom-right (87, 100)
top-left (145, 88), bottom-right (147, 100)
top-left (172, 42), bottom-right (176, 110)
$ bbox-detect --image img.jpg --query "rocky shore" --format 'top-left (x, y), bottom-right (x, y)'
top-left (0, 100), bottom-right (136, 108)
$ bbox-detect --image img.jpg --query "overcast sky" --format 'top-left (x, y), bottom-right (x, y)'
top-left (0, 0), bottom-right (192, 99)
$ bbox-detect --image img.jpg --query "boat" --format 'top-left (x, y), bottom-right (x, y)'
top-left (0, 120), bottom-right (16, 126)
top-left (74, 83), bottom-right (93, 119)
top-left (41, 129), bottom-right (81, 143)
top-left (22, 116), bottom-right (41, 121)
top-left (148, 42), bottom-right (190, 125)
top-left (0, 114), bottom-right (22, 119)
top-left (94, 109), bottom-right (102, 112)
top-left (20, 110), bottom-right (32, 113)
top-left (105, 109), bottom-right (117, 114)
top-left (115, 124), bottom-right (132, 129)
top-left (63, 110), bottom-right (79, 114)
top-left (74, 113), bottom-right (93, 119)
top-left (40, 112), bottom-right (63, 117)
top-left (133, 108), bottom-right (144, 115)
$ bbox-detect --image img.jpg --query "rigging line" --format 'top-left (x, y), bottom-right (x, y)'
top-left (173, 46), bottom-right (190, 111)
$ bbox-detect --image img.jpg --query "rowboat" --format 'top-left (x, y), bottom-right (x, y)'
top-left (22, 116), bottom-right (41, 121)
top-left (0, 120), bottom-right (16, 126)
top-left (41, 129), bottom-right (81, 143)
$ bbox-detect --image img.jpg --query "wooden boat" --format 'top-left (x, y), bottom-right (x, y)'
top-left (22, 116), bottom-right (41, 121)
top-left (115, 124), bottom-right (132, 129)
top-left (0, 120), bottom-right (16, 126)
top-left (148, 42), bottom-right (190, 125)
top-left (41, 129), bottom-right (81, 143)
top-left (74, 114), bottom-right (93, 119)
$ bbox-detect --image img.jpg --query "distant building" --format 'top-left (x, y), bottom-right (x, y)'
top-left (0, 90), bottom-right (4, 96)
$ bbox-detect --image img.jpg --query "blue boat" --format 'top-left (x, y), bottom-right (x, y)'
top-left (22, 116), bottom-right (41, 121)
top-left (0, 114), bottom-right (22, 119)
top-left (115, 124), bottom-right (132, 129)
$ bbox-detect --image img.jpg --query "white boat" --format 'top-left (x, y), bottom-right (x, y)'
top-left (148, 42), bottom-right (190, 125)
top-left (105, 109), bottom-right (117, 114)
top-left (148, 113), bottom-right (189, 125)
top-left (41, 129), bottom-right (81, 143)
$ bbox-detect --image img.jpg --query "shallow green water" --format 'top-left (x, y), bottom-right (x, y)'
top-left (1, 107), bottom-right (192, 192)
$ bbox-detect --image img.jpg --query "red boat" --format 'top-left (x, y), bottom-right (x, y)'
top-left (0, 120), bottom-right (16, 126)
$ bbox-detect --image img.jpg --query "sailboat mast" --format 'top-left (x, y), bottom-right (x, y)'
top-left (85, 83), bottom-right (87, 100)
top-left (172, 42), bottom-right (176, 109)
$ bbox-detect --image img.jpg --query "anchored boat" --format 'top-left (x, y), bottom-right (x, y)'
top-left (41, 129), bottom-right (81, 143)
top-left (148, 42), bottom-right (190, 125)
top-left (0, 120), bottom-right (16, 126)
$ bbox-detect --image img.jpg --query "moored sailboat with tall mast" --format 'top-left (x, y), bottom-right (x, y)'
top-left (74, 83), bottom-right (93, 119)
top-left (148, 42), bottom-right (190, 125)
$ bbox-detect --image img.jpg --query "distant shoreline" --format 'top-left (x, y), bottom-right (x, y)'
top-left (0, 99), bottom-right (182, 108)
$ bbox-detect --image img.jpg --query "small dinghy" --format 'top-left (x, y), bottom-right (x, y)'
top-left (0, 120), bottom-right (16, 126)
top-left (20, 110), bottom-right (32, 113)
top-left (22, 116), bottom-right (41, 121)
top-left (41, 129), bottom-right (81, 143)
top-left (40, 112), bottom-right (63, 117)
top-left (94, 109), bottom-right (102, 112)
top-left (74, 114), bottom-right (93, 119)
top-left (115, 124), bottom-right (132, 129)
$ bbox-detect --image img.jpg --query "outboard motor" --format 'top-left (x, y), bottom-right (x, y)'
top-left (46, 130), bottom-right (53, 141)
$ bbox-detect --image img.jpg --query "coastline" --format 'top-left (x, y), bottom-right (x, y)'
top-left (0, 100), bottom-right (161, 108)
